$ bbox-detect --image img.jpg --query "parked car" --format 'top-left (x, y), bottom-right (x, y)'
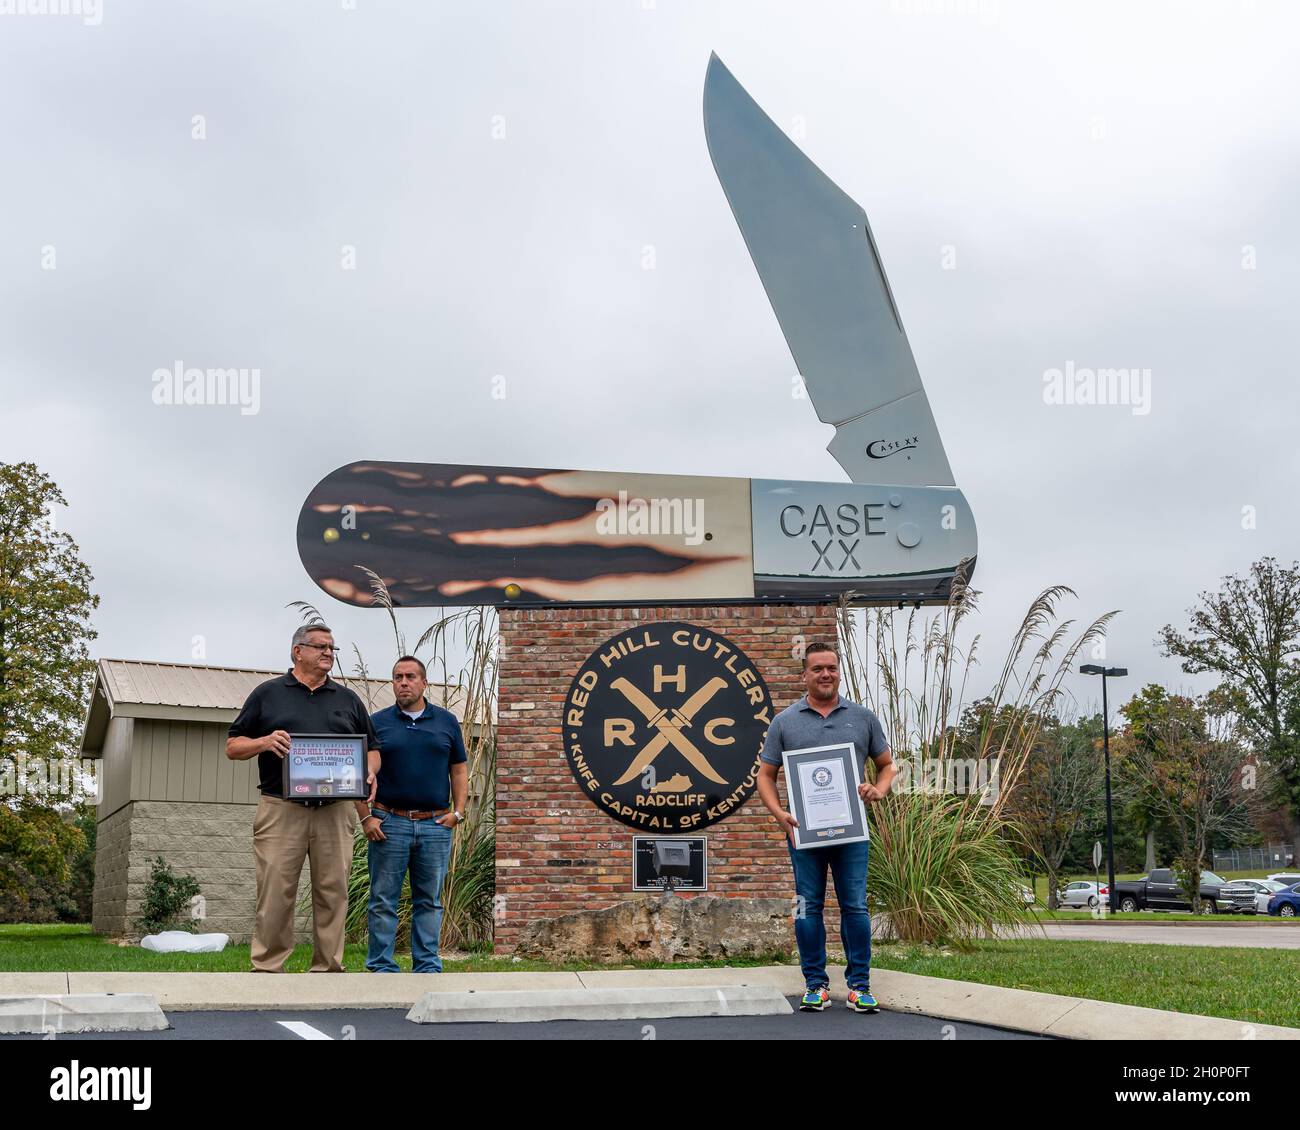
top-left (1252, 880), bottom-right (1289, 914)
top-left (1220, 879), bottom-right (1286, 915)
top-left (1267, 872), bottom-right (1300, 889)
top-left (1110, 869), bottom-right (1226, 914)
top-left (1057, 881), bottom-right (1104, 908)
top-left (1266, 884), bottom-right (1300, 918)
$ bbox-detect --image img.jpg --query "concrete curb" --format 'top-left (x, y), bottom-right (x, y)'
top-left (0, 967), bottom-right (1294, 1039)
top-left (870, 969), bottom-right (1300, 1040)
top-left (0, 994), bottom-right (168, 1035)
top-left (406, 984), bottom-right (791, 1023)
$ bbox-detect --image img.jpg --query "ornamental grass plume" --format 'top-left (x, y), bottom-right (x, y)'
top-left (838, 571), bottom-right (1116, 946)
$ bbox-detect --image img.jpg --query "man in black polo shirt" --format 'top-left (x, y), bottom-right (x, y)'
top-left (359, 655), bottom-right (468, 973)
top-left (227, 623), bottom-right (380, 973)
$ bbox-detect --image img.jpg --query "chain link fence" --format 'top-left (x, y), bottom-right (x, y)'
top-left (1212, 844), bottom-right (1295, 873)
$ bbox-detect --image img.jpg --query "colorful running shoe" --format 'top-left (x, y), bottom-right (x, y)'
top-left (846, 989), bottom-right (879, 1013)
top-left (799, 986), bottom-right (831, 1011)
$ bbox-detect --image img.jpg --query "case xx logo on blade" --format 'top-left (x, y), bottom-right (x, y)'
top-left (562, 623), bottom-right (774, 833)
top-left (866, 436), bottom-right (919, 460)
top-left (777, 501), bottom-right (886, 574)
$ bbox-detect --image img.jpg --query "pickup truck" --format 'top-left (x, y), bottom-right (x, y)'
top-left (1110, 869), bottom-right (1227, 914)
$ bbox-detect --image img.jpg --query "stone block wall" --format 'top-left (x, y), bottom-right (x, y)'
top-left (93, 800), bottom-right (313, 943)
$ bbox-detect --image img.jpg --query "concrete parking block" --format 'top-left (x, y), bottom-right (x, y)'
top-left (406, 984), bottom-right (793, 1024)
top-left (0, 994), bottom-right (168, 1035)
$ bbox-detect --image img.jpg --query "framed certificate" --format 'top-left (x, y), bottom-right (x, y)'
top-left (283, 734), bottom-right (368, 801)
top-left (780, 742), bottom-right (869, 850)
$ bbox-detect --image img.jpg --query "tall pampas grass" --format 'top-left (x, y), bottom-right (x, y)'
top-left (291, 581), bottom-right (500, 953)
top-left (838, 572), bottom-right (1116, 946)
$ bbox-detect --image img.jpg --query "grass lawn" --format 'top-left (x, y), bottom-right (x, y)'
top-left (0, 925), bottom-right (791, 974)
top-left (871, 938), bottom-right (1300, 1029)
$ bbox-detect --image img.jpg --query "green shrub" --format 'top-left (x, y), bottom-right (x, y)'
top-left (133, 857), bottom-right (201, 936)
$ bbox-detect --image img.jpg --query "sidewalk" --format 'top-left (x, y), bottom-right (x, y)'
top-left (1024, 922), bottom-right (1300, 949)
top-left (5, 966), bottom-right (1298, 1039)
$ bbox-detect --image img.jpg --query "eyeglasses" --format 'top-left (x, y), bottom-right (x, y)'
top-left (298, 643), bottom-right (341, 653)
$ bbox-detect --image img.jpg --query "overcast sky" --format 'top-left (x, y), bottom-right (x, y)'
top-left (2, 0), bottom-right (1296, 722)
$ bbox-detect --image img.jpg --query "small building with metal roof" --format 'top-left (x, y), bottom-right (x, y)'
top-left (83, 659), bottom-right (467, 943)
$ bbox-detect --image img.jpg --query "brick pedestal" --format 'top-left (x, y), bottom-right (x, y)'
top-left (494, 602), bottom-right (837, 954)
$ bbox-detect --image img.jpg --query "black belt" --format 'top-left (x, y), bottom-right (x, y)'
top-left (374, 801), bottom-right (449, 821)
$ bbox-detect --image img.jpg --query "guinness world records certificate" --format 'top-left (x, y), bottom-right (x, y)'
top-left (780, 742), bottom-right (869, 850)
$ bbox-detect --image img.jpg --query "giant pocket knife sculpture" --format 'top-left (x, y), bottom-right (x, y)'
top-left (297, 55), bottom-right (977, 609)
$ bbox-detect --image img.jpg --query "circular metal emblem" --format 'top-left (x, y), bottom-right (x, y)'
top-left (562, 622), bottom-right (775, 833)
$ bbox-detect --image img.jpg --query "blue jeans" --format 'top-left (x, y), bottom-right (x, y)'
top-left (366, 812), bottom-right (453, 973)
top-left (788, 838), bottom-right (871, 993)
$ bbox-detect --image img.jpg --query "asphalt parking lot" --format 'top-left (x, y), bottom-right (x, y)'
top-left (2, 1001), bottom-right (1046, 1041)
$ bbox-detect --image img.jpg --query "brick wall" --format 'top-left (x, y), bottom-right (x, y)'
top-left (495, 602), bottom-right (838, 954)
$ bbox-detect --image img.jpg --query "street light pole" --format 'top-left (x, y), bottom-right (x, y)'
top-left (1081, 663), bottom-right (1127, 910)
top-left (1100, 670), bottom-right (1116, 905)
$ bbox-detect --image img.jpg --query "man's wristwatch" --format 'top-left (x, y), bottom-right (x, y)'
top-left (453, 810), bottom-right (464, 824)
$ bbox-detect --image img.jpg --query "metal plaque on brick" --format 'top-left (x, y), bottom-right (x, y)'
top-left (633, 836), bottom-right (707, 891)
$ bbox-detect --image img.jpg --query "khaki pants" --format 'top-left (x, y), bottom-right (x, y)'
top-left (251, 794), bottom-right (356, 973)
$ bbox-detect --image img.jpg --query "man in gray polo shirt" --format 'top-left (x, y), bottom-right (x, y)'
top-left (756, 638), bottom-right (894, 1013)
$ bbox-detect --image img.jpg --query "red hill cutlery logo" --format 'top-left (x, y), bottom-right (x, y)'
top-left (562, 623), bottom-right (774, 832)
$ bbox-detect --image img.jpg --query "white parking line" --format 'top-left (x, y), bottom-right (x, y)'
top-left (278, 1020), bottom-right (333, 1040)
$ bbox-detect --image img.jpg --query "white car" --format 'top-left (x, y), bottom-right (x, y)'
top-left (1220, 879), bottom-right (1286, 914)
top-left (1256, 880), bottom-right (1290, 913)
top-left (1057, 881), bottom-right (1103, 909)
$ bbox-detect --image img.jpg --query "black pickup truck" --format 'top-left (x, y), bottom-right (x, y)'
top-left (1110, 869), bottom-right (1227, 914)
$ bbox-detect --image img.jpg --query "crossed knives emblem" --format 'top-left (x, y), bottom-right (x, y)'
top-left (610, 675), bottom-right (730, 787)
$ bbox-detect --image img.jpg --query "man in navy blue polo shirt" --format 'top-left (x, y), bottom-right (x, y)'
top-left (756, 638), bottom-right (895, 1014)
top-left (359, 655), bottom-right (468, 973)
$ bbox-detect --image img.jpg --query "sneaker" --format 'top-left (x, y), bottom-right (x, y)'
top-left (799, 986), bottom-right (831, 1011)
top-left (846, 989), bottom-right (879, 1013)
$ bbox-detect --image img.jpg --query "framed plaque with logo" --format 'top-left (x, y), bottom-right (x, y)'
top-left (283, 734), bottom-right (368, 801)
top-left (780, 742), bottom-right (868, 850)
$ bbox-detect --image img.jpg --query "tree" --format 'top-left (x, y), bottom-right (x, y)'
top-left (0, 462), bottom-right (99, 900)
top-left (0, 806), bottom-right (87, 920)
top-left (1124, 696), bottom-right (1250, 912)
top-left (1114, 684), bottom-right (1186, 871)
top-left (1008, 712), bottom-right (1106, 909)
top-left (1158, 557), bottom-right (1300, 861)
top-left (0, 462), bottom-right (99, 761)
